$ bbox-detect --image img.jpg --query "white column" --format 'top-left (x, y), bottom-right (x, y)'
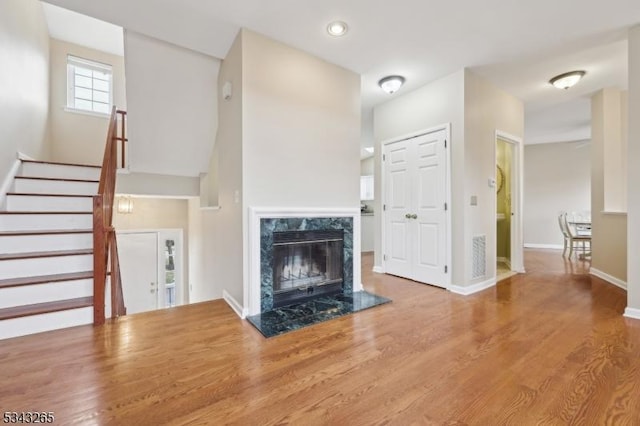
top-left (626, 25), bottom-right (640, 318)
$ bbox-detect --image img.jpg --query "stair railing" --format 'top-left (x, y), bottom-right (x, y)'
top-left (93, 106), bottom-right (127, 325)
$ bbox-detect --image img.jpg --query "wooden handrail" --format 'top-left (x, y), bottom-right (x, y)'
top-left (93, 106), bottom-right (127, 325)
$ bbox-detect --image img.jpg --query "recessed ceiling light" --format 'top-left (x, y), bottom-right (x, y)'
top-left (327, 21), bottom-right (348, 37)
top-left (378, 75), bottom-right (406, 94)
top-left (549, 70), bottom-right (586, 90)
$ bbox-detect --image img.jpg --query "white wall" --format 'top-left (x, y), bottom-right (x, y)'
top-left (0, 0), bottom-right (51, 179)
top-left (374, 70), bottom-right (465, 282)
top-left (628, 25), bottom-right (640, 313)
top-left (373, 69), bottom-right (523, 286)
top-left (124, 30), bottom-right (220, 177)
top-left (524, 141), bottom-right (591, 248)
top-left (241, 29), bottom-right (361, 208)
top-left (48, 39), bottom-right (126, 166)
top-left (591, 89), bottom-right (628, 283)
top-left (116, 172), bottom-right (199, 197)
top-left (463, 70), bottom-right (524, 284)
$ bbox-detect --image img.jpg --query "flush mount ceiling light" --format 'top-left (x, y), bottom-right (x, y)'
top-left (327, 21), bottom-right (348, 37)
top-left (549, 70), bottom-right (586, 90)
top-left (378, 75), bottom-right (406, 94)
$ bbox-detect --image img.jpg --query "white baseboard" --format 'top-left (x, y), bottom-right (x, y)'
top-left (223, 290), bottom-right (247, 319)
top-left (0, 157), bottom-right (22, 209)
top-left (589, 268), bottom-right (627, 290)
top-left (372, 266), bottom-right (384, 273)
top-left (624, 307), bottom-right (640, 320)
top-left (524, 243), bottom-right (563, 250)
top-left (449, 278), bottom-right (496, 296)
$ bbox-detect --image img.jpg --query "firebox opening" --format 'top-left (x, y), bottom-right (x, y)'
top-left (272, 229), bottom-right (344, 308)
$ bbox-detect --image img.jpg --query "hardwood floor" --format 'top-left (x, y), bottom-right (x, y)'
top-left (1, 249), bottom-right (638, 425)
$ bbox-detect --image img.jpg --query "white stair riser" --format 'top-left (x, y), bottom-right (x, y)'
top-left (0, 233), bottom-right (92, 254)
top-left (0, 254), bottom-right (93, 279)
top-left (6, 195), bottom-right (93, 212)
top-left (13, 179), bottom-right (98, 196)
top-left (0, 279), bottom-right (93, 309)
top-left (0, 214), bottom-right (92, 231)
top-left (0, 307), bottom-right (93, 340)
top-left (20, 163), bottom-right (100, 181)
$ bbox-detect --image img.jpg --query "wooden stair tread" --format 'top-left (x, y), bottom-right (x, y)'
top-left (0, 271), bottom-right (94, 289)
top-left (0, 229), bottom-right (92, 236)
top-left (0, 249), bottom-right (93, 261)
top-left (0, 211), bottom-right (93, 215)
top-left (21, 159), bottom-right (101, 169)
top-left (15, 176), bottom-right (99, 183)
top-left (6, 193), bottom-right (95, 198)
top-left (0, 297), bottom-right (93, 321)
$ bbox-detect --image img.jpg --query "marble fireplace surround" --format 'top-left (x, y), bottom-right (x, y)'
top-left (247, 207), bottom-right (362, 316)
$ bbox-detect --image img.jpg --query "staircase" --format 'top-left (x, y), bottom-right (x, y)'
top-left (0, 160), bottom-right (102, 339)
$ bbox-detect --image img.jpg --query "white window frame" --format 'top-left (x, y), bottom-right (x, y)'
top-left (66, 55), bottom-right (113, 117)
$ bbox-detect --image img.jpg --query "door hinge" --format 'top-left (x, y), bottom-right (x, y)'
top-left (444, 265), bottom-right (448, 273)
top-left (384, 254), bottom-right (387, 261)
top-left (444, 202), bottom-right (448, 211)
top-left (383, 204), bottom-right (386, 211)
top-left (383, 154), bottom-right (386, 161)
top-left (444, 139), bottom-right (447, 148)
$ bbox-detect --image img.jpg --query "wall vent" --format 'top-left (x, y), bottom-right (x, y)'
top-left (472, 235), bottom-right (486, 279)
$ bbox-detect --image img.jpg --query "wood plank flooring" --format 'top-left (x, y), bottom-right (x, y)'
top-left (0, 249), bottom-right (638, 425)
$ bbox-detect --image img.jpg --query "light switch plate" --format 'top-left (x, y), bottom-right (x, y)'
top-left (470, 195), bottom-right (478, 206)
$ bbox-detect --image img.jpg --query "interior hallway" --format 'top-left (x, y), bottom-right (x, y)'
top-left (0, 250), bottom-right (638, 424)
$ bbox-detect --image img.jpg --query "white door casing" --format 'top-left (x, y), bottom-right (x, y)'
top-left (383, 126), bottom-right (450, 288)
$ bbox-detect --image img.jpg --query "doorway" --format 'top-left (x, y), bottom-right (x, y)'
top-left (117, 229), bottom-right (184, 314)
top-left (495, 131), bottom-right (524, 280)
top-left (382, 125), bottom-right (451, 288)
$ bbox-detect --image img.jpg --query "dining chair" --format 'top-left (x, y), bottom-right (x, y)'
top-left (557, 212), bottom-right (591, 258)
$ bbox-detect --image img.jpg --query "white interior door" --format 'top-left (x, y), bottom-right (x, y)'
top-left (412, 132), bottom-right (447, 286)
top-left (384, 140), bottom-right (413, 278)
top-left (384, 128), bottom-right (448, 287)
top-left (118, 232), bottom-right (158, 314)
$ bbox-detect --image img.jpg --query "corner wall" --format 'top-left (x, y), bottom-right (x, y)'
top-left (591, 89), bottom-right (628, 283)
top-left (48, 39), bottom-right (126, 166)
top-left (627, 25), bottom-right (640, 313)
top-left (373, 70), bottom-right (465, 283)
top-left (0, 0), bottom-right (51, 178)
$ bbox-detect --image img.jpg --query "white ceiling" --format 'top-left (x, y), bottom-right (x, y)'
top-left (41, 0), bottom-right (640, 147)
top-left (42, 3), bottom-right (124, 56)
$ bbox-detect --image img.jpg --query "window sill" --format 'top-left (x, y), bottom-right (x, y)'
top-left (63, 106), bottom-right (111, 119)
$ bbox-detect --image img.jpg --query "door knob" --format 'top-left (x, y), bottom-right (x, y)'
top-left (405, 213), bottom-right (412, 219)
top-left (150, 289), bottom-right (156, 293)
top-left (410, 214), bottom-right (418, 219)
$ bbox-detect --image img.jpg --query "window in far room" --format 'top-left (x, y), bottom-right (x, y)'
top-left (66, 55), bottom-right (112, 115)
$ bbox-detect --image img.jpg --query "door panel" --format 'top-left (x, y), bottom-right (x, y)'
top-left (118, 232), bottom-right (159, 314)
top-left (413, 131), bottom-right (447, 286)
top-left (384, 141), bottom-right (413, 278)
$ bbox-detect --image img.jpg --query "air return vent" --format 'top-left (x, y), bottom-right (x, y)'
top-left (472, 235), bottom-right (486, 279)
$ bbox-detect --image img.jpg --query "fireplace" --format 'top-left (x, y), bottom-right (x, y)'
top-left (272, 229), bottom-right (344, 308)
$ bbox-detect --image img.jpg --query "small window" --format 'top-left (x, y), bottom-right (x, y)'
top-left (66, 55), bottom-right (112, 115)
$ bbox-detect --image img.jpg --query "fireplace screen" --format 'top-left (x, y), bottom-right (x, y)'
top-left (272, 229), bottom-right (344, 307)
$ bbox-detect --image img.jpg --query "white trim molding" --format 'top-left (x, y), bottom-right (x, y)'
top-left (223, 290), bottom-right (247, 319)
top-left (524, 243), bottom-right (564, 250)
top-left (590, 268), bottom-right (627, 290)
top-left (449, 278), bottom-right (496, 296)
top-left (372, 266), bottom-right (384, 274)
top-left (247, 207), bottom-right (362, 316)
top-left (624, 307), bottom-right (640, 320)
